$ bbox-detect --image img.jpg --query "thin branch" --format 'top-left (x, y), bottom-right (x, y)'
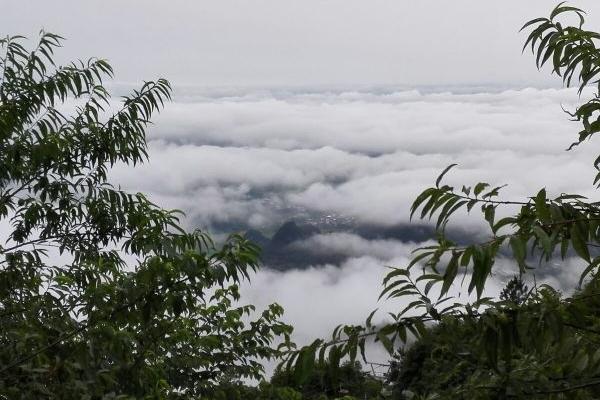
top-left (453, 193), bottom-right (528, 206)
top-left (564, 322), bottom-right (600, 336)
top-left (522, 377), bottom-right (600, 396)
top-left (0, 235), bottom-right (60, 254)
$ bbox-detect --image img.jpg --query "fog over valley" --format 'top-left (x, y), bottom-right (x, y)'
top-left (107, 86), bottom-right (593, 361)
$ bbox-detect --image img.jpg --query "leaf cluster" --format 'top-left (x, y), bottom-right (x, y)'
top-left (0, 32), bottom-right (293, 399)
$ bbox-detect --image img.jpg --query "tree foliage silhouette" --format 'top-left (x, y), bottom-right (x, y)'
top-left (0, 32), bottom-right (293, 399)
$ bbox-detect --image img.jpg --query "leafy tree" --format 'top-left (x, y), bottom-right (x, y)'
top-left (0, 33), bottom-right (293, 399)
top-left (207, 360), bottom-right (382, 400)
top-left (499, 276), bottom-right (529, 305)
top-left (286, 3), bottom-right (600, 398)
top-left (271, 360), bottom-right (381, 399)
top-left (384, 274), bottom-right (600, 399)
top-left (384, 317), bottom-right (480, 398)
top-left (255, 383), bottom-right (304, 400)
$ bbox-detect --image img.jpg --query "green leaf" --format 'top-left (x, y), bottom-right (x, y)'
top-left (469, 246), bottom-right (492, 299)
top-left (532, 225), bottom-right (552, 255)
top-left (410, 188), bottom-right (436, 220)
top-left (366, 309), bottom-right (378, 328)
top-left (376, 331), bottom-right (394, 355)
top-left (578, 257), bottom-right (600, 288)
top-left (293, 351), bottom-right (305, 384)
top-left (435, 164), bottom-right (457, 188)
top-left (441, 252), bottom-right (459, 297)
top-left (493, 217), bottom-right (516, 234)
top-left (571, 224), bottom-right (591, 262)
top-left (550, 4), bottom-right (585, 21)
top-left (483, 205), bottom-right (496, 229)
top-left (474, 182), bottom-right (489, 197)
top-left (510, 236), bottom-right (528, 272)
top-left (534, 188), bottom-right (551, 223)
top-left (520, 17), bottom-right (549, 32)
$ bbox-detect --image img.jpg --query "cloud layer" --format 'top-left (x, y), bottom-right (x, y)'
top-left (112, 87), bottom-right (598, 231)
top-left (107, 86), bottom-right (597, 367)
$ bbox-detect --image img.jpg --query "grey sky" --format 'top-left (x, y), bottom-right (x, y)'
top-left (4, 0), bottom-right (600, 87)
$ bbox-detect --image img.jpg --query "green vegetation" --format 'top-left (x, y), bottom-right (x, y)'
top-left (0, 33), bottom-right (293, 398)
top-left (5, 2), bottom-right (600, 399)
top-left (270, 360), bottom-right (382, 399)
top-left (384, 275), bottom-right (600, 399)
top-left (209, 361), bottom-right (382, 400)
top-left (287, 3), bottom-right (600, 399)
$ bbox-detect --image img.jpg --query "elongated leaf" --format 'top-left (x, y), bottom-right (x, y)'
top-left (520, 17), bottom-right (549, 32)
top-left (510, 236), bottom-right (528, 272)
top-left (571, 224), bottom-right (591, 262)
top-left (436, 164), bottom-right (457, 188)
top-left (366, 308), bottom-right (378, 327)
top-left (534, 188), bottom-right (551, 223)
top-left (441, 252), bottom-right (459, 297)
top-left (410, 188), bottom-right (436, 220)
top-left (579, 256), bottom-right (600, 288)
top-left (532, 225), bottom-right (552, 255)
top-left (376, 331), bottom-right (394, 355)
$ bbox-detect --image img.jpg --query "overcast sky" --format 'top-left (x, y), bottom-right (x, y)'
top-left (4, 0), bottom-right (600, 87)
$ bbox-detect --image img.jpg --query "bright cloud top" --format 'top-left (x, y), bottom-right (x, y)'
top-left (112, 87), bottom-right (598, 230)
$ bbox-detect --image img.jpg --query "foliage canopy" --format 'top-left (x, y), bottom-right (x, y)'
top-left (0, 32), bottom-right (293, 399)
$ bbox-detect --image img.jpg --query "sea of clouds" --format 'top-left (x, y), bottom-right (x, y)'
top-left (113, 86), bottom-right (597, 227)
top-left (108, 86), bottom-right (595, 366)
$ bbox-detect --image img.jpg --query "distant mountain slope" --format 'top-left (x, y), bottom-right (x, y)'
top-left (270, 220), bottom-right (320, 247)
top-left (244, 229), bottom-right (271, 248)
top-left (244, 219), bottom-right (474, 271)
top-left (254, 220), bottom-right (344, 270)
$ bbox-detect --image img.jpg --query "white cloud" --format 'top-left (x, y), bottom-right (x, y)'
top-left (240, 255), bottom-right (410, 371)
top-left (240, 245), bottom-right (585, 373)
top-left (149, 88), bottom-right (583, 155)
top-left (106, 86), bottom-right (600, 370)
top-left (291, 232), bottom-right (428, 260)
top-left (111, 87), bottom-right (599, 230)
